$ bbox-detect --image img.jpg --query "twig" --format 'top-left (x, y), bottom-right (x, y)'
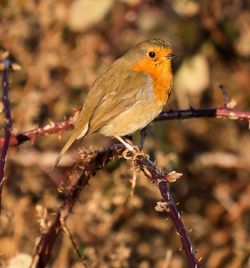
top-left (132, 152), bottom-right (197, 267)
top-left (157, 107), bottom-right (250, 122)
top-left (0, 68), bottom-right (245, 267)
top-left (60, 210), bottom-right (88, 267)
top-left (0, 107), bottom-right (249, 150)
top-left (6, 117), bottom-right (74, 147)
top-left (0, 57), bottom-right (12, 228)
top-left (129, 160), bottom-right (137, 197)
top-left (33, 145), bottom-right (198, 268)
top-left (219, 84), bottom-right (229, 107)
top-left (33, 147), bottom-right (116, 267)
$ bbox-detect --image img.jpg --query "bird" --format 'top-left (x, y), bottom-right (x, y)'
top-left (53, 39), bottom-right (174, 167)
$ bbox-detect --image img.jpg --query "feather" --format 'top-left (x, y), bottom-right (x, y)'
top-left (52, 123), bottom-right (88, 168)
top-left (53, 55), bottom-right (150, 168)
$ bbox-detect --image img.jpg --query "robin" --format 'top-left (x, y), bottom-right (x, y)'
top-left (53, 39), bottom-right (174, 167)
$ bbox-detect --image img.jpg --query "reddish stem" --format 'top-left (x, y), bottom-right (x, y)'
top-left (33, 146), bottom-right (198, 268)
top-left (136, 155), bottom-right (198, 267)
top-left (0, 107), bottom-right (249, 150)
top-left (33, 147), bottom-right (114, 267)
top-left (0, 59), bottom-right (12, 228)
top-left (158, 181), bottom-right (197, 267)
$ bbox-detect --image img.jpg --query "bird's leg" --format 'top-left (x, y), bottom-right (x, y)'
top-left (139, 124), bottom-right (151, 149)
top-left (124, 135), bottom-right (132, 142)
top-left (115, 136), bottom-right (134, 151)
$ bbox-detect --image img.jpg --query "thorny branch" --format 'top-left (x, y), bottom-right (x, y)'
top-left (32, 147), bottom-right (118, 267)
top-left (32, 145), bottom-right (198, 268)
top-left (157, 107), bottom-right (250, 122)
top-left (131, 152), bottom-right (197, 267)
top-left (1, 63), bottom-right (247, 268)
top-left (0, 107), bottom-right (250, 150)
top-left (0, 56), bottom-right (12, 227)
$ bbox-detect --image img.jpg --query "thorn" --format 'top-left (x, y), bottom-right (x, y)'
top-left (198, 256), bottom-right (203, 262)
top-left (219, 84), bottom-right (229, 107)
top-left (176, 231), bottom-right (183, 239)
top-left (0, 176), bottom-right (7, 187)
top-left (57, 185), bottom-right (64, 193)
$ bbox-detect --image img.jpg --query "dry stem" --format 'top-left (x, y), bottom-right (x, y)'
top-left (0, 107), bottom-right (249, 150)
top-left (32, 145), bottom-right (198, 268)
top-left (0, 57), bottom-right (12, 228)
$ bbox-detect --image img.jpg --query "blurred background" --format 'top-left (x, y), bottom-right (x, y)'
top-left (0, 0), bottom-right (250, 267)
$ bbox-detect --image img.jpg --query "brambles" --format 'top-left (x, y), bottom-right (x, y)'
top-left (0, 1), bottom-right (249, 267)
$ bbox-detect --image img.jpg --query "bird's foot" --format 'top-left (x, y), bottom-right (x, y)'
top-left (115, 136), bottom-right (135, 151)
top-left (114, 136), bottom-right (148, 161)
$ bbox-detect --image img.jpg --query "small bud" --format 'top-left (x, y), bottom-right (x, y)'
top-left (155, 201), bottom-right (167, 212)
top-left (166, 171), bottom-right (183, 182)
top-left (226, 98), bottom-right (237, 109)
top-left (11, 63), bottom-right (22, 71)
top-left (198, 256), bottom-right (203, 262)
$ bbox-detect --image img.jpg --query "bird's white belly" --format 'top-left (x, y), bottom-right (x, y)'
top-left (99, 100), bottom-right (163, 137)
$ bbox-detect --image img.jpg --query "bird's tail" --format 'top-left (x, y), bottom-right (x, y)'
top-left (52, 124), bottom-right (88, 169)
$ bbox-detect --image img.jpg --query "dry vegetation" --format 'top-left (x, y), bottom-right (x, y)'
top-left (0, 0), bottom-right (250, 267)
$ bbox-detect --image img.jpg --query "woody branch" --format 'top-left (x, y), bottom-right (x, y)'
top-left (0, 107), bottom-right (249, 150)
top-left (32, 145), bottom-right (198, 268)
top-left (0, 56), bottom-right (12, 225)
top-left (2, 58), bottom-right (198, 267)
top-left (1, 62), bottom-right (247, 268)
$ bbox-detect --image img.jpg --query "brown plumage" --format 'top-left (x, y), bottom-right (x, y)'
top-left (53, 39), bottom-right (174, 167)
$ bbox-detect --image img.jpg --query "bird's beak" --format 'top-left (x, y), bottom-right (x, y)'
top-left (165, 53), bottom-right (176, 60)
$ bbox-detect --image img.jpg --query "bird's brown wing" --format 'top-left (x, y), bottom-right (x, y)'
top-left (77, 58), bottom-right (148, 134)
top-left (86, 61), bottom-right (150, 134)
top-left (53, 58), bottom-right (148, 167)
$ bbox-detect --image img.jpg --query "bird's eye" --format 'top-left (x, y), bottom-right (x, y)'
top-left (148, 51), bottom-right (156, 58)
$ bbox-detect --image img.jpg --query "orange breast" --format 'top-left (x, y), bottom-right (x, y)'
top-left (132, 58), bottom-right (173, 103)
